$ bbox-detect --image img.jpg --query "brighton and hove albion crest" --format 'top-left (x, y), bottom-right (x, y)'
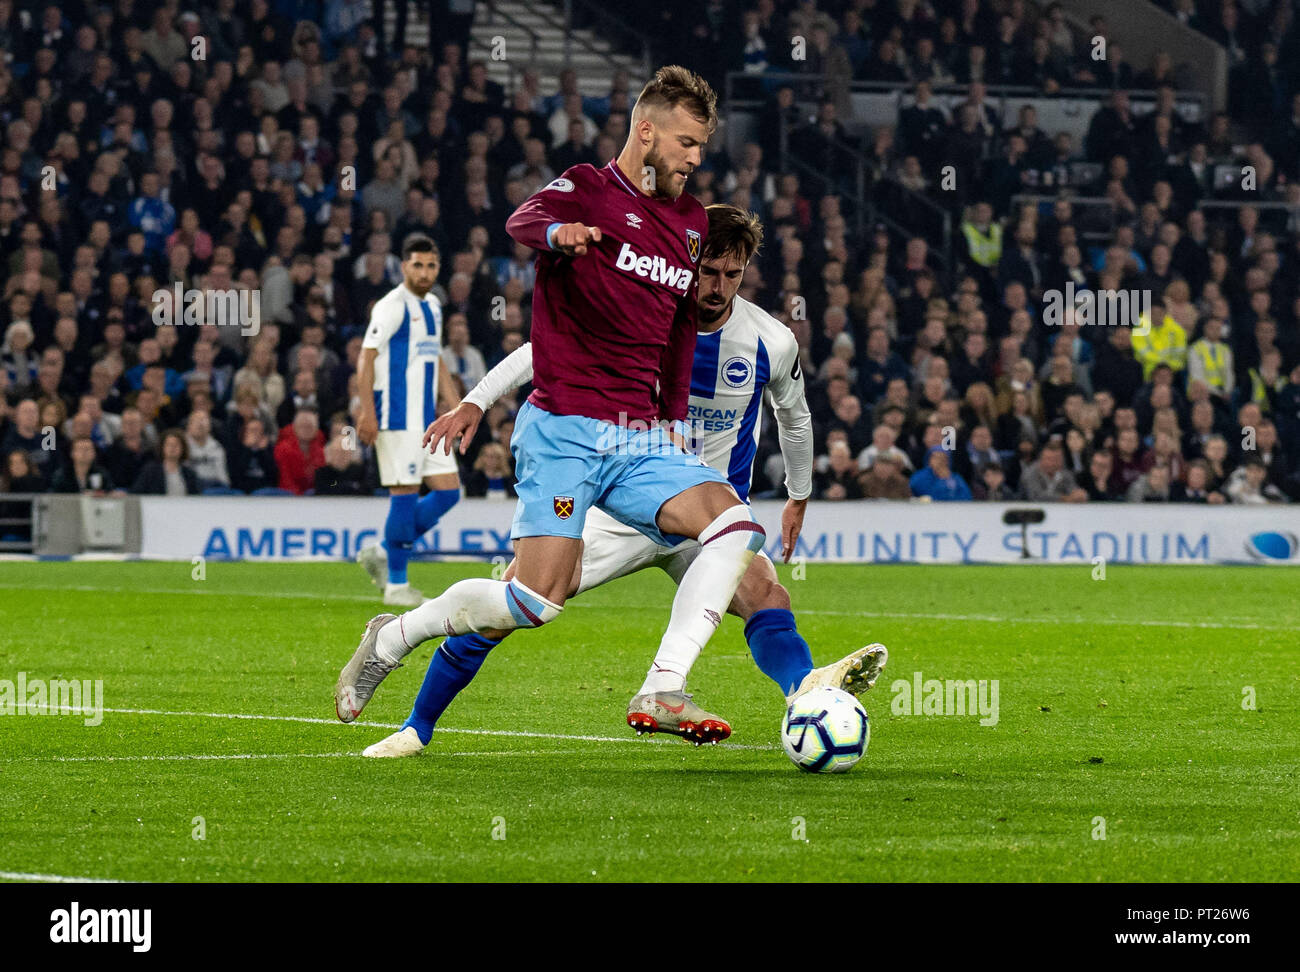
top-left (686, 228), bottom-right (701, 261)
top-left (553, 496), bottom-right (575, 519)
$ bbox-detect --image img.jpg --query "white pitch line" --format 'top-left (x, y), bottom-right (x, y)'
top-left (0, 580), bottom-right (1292, 631)
top-left (19, 704), bottom-right (777, 751)
top-left (24, 749), bottom-right (583, 763)
top-left (0, 870), bottom-right (125, 884)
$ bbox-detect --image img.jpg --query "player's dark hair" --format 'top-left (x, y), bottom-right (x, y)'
top-left (401, 235), bottom-right (439, 261)
top-left (703, 205), bottom-right (763, 264)
top-left (633, 65), bottom-right (718, 133)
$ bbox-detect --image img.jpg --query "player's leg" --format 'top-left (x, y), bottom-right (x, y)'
top-left (358, 431), bottom-right (424, 606)
top-left (337, 403), bottom-right (590, 727)
top-left (414, 440), bottom-right (462, 537)
top-left (726, 555), bottom-right (887, 699)
top-left (392, 542), bottom-right (592, 751)
top-left (359, 434), bottom-right (461, 603)
top-left (642, 479), bottom-right (765, 694)
top-left (380, 483), bottom-right (421, 604)
top-left (599, 430), bottom-right (765, 700)
top-left (337, 535), bottom-right (576, 725)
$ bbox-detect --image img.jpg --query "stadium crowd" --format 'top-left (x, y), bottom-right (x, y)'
top-left (1, 0), bottom-right (1299, 511)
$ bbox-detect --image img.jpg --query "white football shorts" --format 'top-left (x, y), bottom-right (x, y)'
top-left (375, 428), bottom-right (459, 486)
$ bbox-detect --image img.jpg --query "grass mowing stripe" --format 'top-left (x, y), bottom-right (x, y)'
top-left (1, 581), bottom-right (1290, 631)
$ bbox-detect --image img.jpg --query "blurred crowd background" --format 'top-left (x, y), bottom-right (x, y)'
top-left (1, 0), bottom-right (1299, 509)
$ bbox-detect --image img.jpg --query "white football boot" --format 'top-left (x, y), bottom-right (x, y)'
top-left (335, 614), bottom-right (401, 722)
top-left (627, 691), bottom-right (731, 745)
top-left (383, 583), bottom-right (424, 607)
top-left (363, 726), bottom-right (426, 758)
top-left (789, 644), bottom-right (889, 702)
top-left (356, 542), bottom-right (387, 589)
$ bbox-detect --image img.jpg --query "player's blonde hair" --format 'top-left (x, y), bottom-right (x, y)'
top-left (632, 65), bottom-right (718, 133)
top-left (704, 205), bottom-right (763, 264)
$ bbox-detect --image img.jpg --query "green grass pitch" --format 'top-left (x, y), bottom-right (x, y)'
top-left (1, 560), bottom-right (1296, 882)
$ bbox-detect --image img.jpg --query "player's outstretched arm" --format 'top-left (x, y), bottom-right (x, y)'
top-left (504, 169), bottom-right (600, 254)
top-left (767, 342), bottom-right (815, 562)
top-left (425, 343), bottom-right (536, 455)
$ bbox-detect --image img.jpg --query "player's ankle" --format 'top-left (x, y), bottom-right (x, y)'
top-left (639, 665), bottom-right (686, 695)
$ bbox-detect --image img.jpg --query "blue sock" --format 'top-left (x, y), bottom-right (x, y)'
top-left (384, 493), bottom-right (418, 585)
top-left (402, 632), bottom-right (503, 743)
top-left (414, 488), bottom-right (460, 534)
top-left (745, 608), bottom-right (814, 696)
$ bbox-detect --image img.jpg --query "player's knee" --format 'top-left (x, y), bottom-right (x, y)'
top-left (504, 579), bottom-right (564, 629)
top-left (700, 504), bottom-right (766, 554)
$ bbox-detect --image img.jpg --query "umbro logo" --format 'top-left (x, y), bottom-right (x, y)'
top-left (625, 213), bottom-right (642, 229)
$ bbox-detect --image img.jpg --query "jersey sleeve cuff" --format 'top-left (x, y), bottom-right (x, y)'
top-left (545, 222), bottom-right (563, 249)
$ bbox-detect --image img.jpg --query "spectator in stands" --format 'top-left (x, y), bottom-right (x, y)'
top-left (1172, 460), bottom-right (1224, 503)
top-left (1079, 449), bottom-right (1119, 501)
top-left (1127, 463), bottom-right (1173, 502)
top-left (816, 439), bottom-right (863, 501)
top-left (274, 407), bottom-right (326, 495)
top-left (184, 410), bottom-right (230, 489)
top-left (910, 445), bottom-right (971, 501)
top-left (859, 450), bottom-right (912, 500)
top-left (465, 441), bottom-right (517, 499)
top-left (441, 316), bottom-right (487, 393)
top-left (972, 460), bottom-right (1014, 501)
top-left (50, 437), bottom-right (115, 494)
top-left (3, 450), bottom-right (45, 493)
top-left (1224, 456), bottom-right (1288, 504)
top-left (132, 429), bottom-right (201, 496)
top-left (103, 407), bottom-right (155, 489)
top-left (314, 433), bottom-right (370, 495)
top-left (1020, 440), bottom-right (1088, 502)
top-left (2, 321), bottom-right (39, 393)
top-left (229, 417), bottom-right (280, 493)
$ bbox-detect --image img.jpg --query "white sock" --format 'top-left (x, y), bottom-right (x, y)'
top-left (376, 578), bottom-right (561, 662)
top-left (638, 506), bottom-right (765, 695)
top-left (640, 663), bottom-right (686, 694)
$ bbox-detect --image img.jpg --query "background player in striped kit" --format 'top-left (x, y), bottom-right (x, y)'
top-left (358, 206), bottom-right (887, 757)
top-left (354, 236), bottom-right (462, 607)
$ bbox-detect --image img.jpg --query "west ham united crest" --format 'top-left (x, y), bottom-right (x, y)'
top-left (686, 228), bottom-right (701, 262)
top-left (553, 495), bottom-right (575, 519)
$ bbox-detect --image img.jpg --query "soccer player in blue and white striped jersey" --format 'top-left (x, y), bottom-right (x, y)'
top-left (354, 236), bottom-right (461, 607)
top-left (356, 207), bottom-right (887, 757)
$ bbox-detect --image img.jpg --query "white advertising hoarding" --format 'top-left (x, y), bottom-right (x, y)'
top-left (138, 497), bottom-right (1300, 565)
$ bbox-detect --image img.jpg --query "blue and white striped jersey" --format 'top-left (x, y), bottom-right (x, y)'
top-left (686, 295), bottom-right (811, 502)
top-left (461, 296), bottom-right (814, 503)
top-left (362, 283), bottom-right (443, 431)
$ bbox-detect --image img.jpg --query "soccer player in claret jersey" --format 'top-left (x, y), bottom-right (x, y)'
top-left (359, 205), bottom-right (888, 758)
top-left (352, 236), bottom-right (462, 607)
top-left (336, 66), bottom-right (769, 744)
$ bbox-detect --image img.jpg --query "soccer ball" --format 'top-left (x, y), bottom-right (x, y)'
top-left (781, 687), bottom-right (869, 773)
